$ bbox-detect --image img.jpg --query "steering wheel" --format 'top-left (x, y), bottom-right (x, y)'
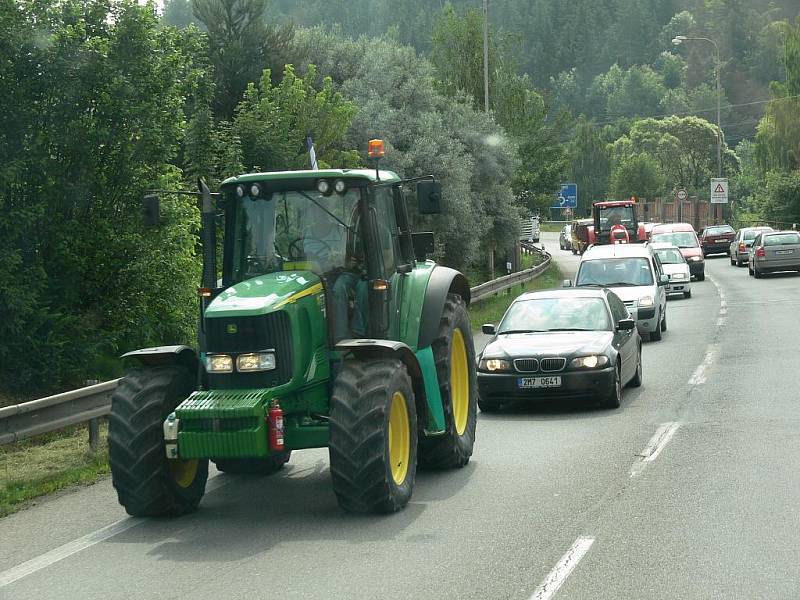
top-left (288, 236), bottom-right (331, 261)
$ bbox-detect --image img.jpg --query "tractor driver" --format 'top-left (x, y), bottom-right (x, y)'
top-left (303, 209), bottom-right (368, 342)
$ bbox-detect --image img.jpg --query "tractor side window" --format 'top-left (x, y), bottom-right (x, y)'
top-left (373, 187), bottom-right (401, 275)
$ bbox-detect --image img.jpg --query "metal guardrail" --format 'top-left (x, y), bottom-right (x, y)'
top-left (470, 245), bottom-right (552, 302)
top-left (1, 248), bottom-right (553, 447)
top-left (0, 379), bottom-right (119, 447)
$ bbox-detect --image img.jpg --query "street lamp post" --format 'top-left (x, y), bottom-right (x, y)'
top-left (672, 35), bottom-right (723, 221)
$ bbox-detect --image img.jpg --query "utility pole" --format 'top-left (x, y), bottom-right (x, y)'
top-left (483, 0), bottom-right (494, 278)
top-left (483, 0), bottom-right (489, 113)
top-left (672, 35), bottom-right (723, 222)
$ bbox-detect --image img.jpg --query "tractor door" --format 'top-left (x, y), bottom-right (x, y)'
top-left (367, 185), bottom-right (405, 339)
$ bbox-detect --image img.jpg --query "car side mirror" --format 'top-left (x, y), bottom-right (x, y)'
top-left (658, 274), bottom-right (669, 286)
top-left (562, 279), bottom-right (573, 288)
top-left (481, 323), bottom-right (496, 335)
top-left (143, 194), bottom-right (160, 227)
top-left (617, 318), bottom-right (636, 331)
top-left (416, 180), bottom-right (442, 214)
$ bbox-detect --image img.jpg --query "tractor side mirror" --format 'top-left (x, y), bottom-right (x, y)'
top-left (143, 194), bottom-right (160, 227)
top-left (412, 232), bottom-right (435, 261)
top-left (417, 180), bottom-right (442, 215)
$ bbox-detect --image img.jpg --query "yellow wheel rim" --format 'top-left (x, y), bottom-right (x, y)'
top-left (450, 328), bottom-right (469, 436)
top-left (168, 459), bottom-right (199, 489)
top-left (388, 391), bottom-right (410, 485)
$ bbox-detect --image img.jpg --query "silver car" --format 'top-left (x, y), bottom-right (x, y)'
top-left (651, 243), bottom-right (692, 299)
top-left (730, 226), bottom-right (773, 267)
top-left (748, 231), bottom-right (800, 278)
top-left (575, 244), bottom-right (669, 341)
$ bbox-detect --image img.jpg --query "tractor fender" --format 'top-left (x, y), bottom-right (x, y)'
top-left (418, 266), bottom-right (471, 349)
top-left (121, 345), bottom-right (199, 371)
top-left (335, 339), bottom-right (429, 428)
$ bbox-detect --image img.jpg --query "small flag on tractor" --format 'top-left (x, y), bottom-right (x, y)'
top-left (306, 135), bottom-right (319, 170)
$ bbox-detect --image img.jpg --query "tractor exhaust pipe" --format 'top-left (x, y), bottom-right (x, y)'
top-left (198, 178), bottom-right (217, 290)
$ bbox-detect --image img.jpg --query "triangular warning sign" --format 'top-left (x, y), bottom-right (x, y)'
top-left (714, 183), bottom-right (725, 193)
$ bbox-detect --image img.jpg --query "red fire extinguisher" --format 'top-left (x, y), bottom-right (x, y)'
top-left (268, 401), bottom-right (285, 451)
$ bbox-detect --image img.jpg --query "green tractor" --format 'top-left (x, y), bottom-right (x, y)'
top-left (108, 144), bottom-right (477, 516)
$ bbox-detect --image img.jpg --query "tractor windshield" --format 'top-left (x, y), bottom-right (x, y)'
top-left (225, 188), bottom-right (362, 284)
top-left (597, 205), bottom-right (635, 231)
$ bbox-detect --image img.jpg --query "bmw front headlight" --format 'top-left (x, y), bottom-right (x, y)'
top-left (570, 355), bottom-right (610, 369)
top-left (478, 358), bottom-right (512, 372)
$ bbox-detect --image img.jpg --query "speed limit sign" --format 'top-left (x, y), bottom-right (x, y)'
top-left (676, 189), bottom-right (688, 201)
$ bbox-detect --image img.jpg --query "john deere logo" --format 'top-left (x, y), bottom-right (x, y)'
top-left (226, 324), bottom-right (238, 334)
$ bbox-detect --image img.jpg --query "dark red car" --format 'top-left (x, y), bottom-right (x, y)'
top-left (700, 224), bottom-right (736, 256)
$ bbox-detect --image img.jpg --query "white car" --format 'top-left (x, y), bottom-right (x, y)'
top-left (650, 243), bottom-right (692, 299)
top-left (574, 243), bottom-right (669, 341)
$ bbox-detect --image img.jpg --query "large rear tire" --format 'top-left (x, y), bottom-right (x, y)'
top-left (419, 294), bottom-right (478, 470)
top-left (108, 366), bottom-right (208, 517)
top-left (329, 359), bottom-right (418, 513)
top-left (213, 452), bottom-right (291, 475)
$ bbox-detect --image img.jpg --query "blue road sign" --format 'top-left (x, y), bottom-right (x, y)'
top-left (552, 183), bottom-right (577, 209)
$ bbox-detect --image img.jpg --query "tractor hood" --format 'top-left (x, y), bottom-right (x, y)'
top-left (205, 272), bottom-right (323, 318)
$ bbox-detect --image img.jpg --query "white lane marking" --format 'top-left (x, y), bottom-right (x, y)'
top-left (640, 422), bottom-right (680, 463)
top-left (0, 474), bottom-right (228, 588)
top-left (530, 537), bottom-right (595, 600)
top-left (688, 346), bottom-right (717, 386)
top-left (630, 422), bottom-right (681, 477)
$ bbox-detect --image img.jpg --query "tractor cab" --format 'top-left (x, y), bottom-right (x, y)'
top-left (592, 200), bottom-right (645, 245)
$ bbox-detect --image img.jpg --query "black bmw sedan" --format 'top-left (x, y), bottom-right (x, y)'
top-left (477, 288), bottom-right (642, 411)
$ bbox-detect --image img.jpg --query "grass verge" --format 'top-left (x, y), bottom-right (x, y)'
top-left (468, 261), bottom-right (564, 331)
top-left (1, 422), bottom-right (109, 518)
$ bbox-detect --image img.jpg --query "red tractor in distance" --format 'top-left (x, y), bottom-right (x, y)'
top-left (592, 199), bottom-right (646, 245)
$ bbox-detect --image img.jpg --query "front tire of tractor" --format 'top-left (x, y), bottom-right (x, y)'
top-left (108, 366), bottom-right (208, 517)
top-left (329, 359), bottom-right (418, 514)
top-left (213, 452), bottom-right (291, 475)
top-left (419, 294), bottom-right (478, 470)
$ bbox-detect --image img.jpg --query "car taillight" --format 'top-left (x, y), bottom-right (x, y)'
top-left (755, 247), bottom-right (766, 258)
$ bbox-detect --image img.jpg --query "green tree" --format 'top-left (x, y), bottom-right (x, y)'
top-left (610, 153), bottom-right (666, 200)
top-left (755, 17), bottom-right (800, 172)
top-left (0, 0), bottom-right (201, 394)
top-left (192, 0), bottom-right (294, 119)
top-left (568, 117), bottom-right (611, 213)
top-left (233, 64), bottom-right (360, 171)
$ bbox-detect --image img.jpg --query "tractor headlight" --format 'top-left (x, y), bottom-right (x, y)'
top-left (236, 184), bottom-right (246, 198)
top-left (334, 178), bottom-right (347, 194)
top-left (478, 358), bottom-right (512, 372)
top-left (250, 183), bottom-right (261, 197)
top-left (316, 179), bottom-right (330, 195)
top-left (570, 355), bottom-right (609, 369)
top-left (206, 354), bottom-right (233, 373)
top-left (236, 352), bottom-right (276, 372)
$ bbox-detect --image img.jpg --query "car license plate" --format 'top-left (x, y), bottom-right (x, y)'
top-left (776, 249), bottom-right (794, 255)
top-left (518, 376), bottom-right (561, 388)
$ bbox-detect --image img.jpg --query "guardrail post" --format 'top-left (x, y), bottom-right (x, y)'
top-left (85, 380), bottom-right (100, 451)
top-left (89, 418), bottom-right (100, 451)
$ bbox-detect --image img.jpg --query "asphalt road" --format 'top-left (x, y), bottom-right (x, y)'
top-left (2, 232), bottom-right (799, 599)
